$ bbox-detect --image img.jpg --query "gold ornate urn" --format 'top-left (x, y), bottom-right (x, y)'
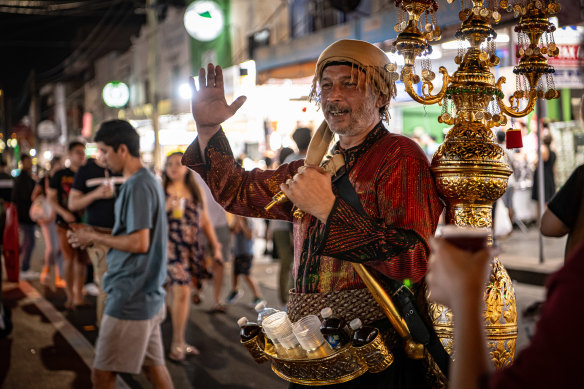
top-left (391, 0), bottom-right (561, 368)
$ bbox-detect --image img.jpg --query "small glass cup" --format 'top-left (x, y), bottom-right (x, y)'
top-left (437, 225), bottom-right (490, 252)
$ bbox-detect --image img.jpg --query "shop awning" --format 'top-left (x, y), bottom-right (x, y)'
top-left (257, 61), bottom-right (317, 84)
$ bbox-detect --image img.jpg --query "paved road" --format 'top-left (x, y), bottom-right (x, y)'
top-left (0, 224), bottom-right (565, 388)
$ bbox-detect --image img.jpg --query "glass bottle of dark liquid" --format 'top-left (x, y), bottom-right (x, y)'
top-left (349, 318), bottom-right (379, 347)
top-left (320, 307), bottom-right (350, 350)
top-left (238, 317), bottom-right (261, 342)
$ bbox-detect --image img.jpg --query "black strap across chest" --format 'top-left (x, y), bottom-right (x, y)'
top-left (332, 170), bottom-right (450, 378)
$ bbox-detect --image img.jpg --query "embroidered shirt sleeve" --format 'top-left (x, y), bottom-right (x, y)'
top-left (316, 156), bottom-right (441, 283)
top-left (182, 128), bottom-right (303, 220)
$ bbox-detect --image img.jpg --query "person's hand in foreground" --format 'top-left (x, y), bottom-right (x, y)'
top-left (426, 237), bottom-right (496, 389)
top-left (427, 238), bottom-right (494, 309)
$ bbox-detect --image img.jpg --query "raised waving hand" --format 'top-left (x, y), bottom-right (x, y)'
top-left (190, 63), bottom-right (247, 145)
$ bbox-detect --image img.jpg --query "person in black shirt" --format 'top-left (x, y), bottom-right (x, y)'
top-left (69, 157), bottom-right (123, 324)
top-left (49, 141), bottom-right (88, 309)
top-left (11, 154), bottom-right (38, 279)
top-left (531, 130), bottom-right (556, 204)
top-left (69, 158), bottom-right (121, 228)
top-left (541, 164), bottom-right (584, 261)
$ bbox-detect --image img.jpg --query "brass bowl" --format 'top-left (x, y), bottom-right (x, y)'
top-left (242, 332), bottom-right (393, 386)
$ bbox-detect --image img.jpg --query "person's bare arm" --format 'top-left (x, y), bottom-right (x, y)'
top-left (449, 289), bottom-right (490, 389)
top-left (540, 208), bottom-right (570, 237)
top-left (239, 218), bottom-right (253, 240)
top-left (31, 182), bottom-right (44, 201)
top-left (190, 64), bottom-right (246, 160)
top-left (48, 188), bottom-right (76, 223)
top-left (68, 186), bottom-right (113, 212)
top-left (68, 227), bottom-right (150, 254)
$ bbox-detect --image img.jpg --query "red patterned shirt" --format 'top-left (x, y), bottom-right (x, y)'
top-left (182, 122), bottom-right (443, 293)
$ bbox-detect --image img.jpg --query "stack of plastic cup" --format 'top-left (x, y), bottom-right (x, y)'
top-left (292, 315), bottom-right (334, 359)
top-left (262, 311), bottom-right (305, 359)
top-left (278, 331), bottom-right (306, 359)
top-left (261, 312), bottom-right (288, 358)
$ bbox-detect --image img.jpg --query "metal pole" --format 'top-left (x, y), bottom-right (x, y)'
top-left (147, 0), bottom-right (161, 170)
top-left (536, 98), bottom-right (545, 264)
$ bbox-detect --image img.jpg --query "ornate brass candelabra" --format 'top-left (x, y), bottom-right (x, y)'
top-left (391, 0), bottom-right (561, 368)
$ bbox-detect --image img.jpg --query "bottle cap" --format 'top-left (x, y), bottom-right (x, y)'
top-left (349, 318), bottom-right (362, 331)
top-left (237, 317), bottom-right (248, 327)
top-left (255, 301), bottom-right (266, 312)
top-left (320, 307), bottom-right (332, 319)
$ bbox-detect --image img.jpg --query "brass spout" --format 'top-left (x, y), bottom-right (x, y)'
top-left (264, 191), bottom-right (288, 211)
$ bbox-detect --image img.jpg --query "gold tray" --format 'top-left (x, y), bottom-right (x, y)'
top-left (241, 332), bottom-right (393, 386)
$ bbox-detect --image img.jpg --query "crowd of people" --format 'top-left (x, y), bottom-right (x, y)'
top-left (1, 119), bottom-right (286, 387)
top-left (0, 36), bottom-right (582, 389)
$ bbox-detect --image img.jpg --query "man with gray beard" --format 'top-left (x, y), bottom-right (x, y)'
top-left (183, 39), bottom-right (443, 388)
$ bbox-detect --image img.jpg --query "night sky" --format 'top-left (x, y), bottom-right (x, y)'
top-left (0, 1), bottom-right (148, 124)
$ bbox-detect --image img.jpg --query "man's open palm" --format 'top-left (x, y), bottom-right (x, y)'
top-left (190, 63), bottom-right (246, 134)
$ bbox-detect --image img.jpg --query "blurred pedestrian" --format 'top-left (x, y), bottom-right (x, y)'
top-left (270, 146), bottom-right (294, 305)
top-left (421, 134), bottom-right (439, 161)
top-left (226, 215), bottom-right (263, 307)
top-left (31, 156), bottom-right (65, 287)
top-left (48, 141), bottom-right (88, 309)
top-left (68, 157), bottom-right (123, 325)
top-left (163, 151), bottom-right (222, 360)
top-left (0, 157), bottom-right (13, 246)
top-left (531, 129), bottom-right (556, 204)
top-left (493, 130), bottom-right (516, 238)
top-left (270, 129), bottom-right (312, 306)
top-left (193, 173), bottom-right (231, 309)
top-left (0, 157), bottom-right (14, 337)
top-left (11, 154), bottom-right (38, 280)
top-left (278, 147), bottom-right (294, 166)
top-left (541, 164), bottom-right (584, 261)
top-left (67, 119), bottom-right (172, 389)
top-left (512, 149), bottom-right (532, 190)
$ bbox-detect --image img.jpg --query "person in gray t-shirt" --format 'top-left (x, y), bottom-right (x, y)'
top-left (67, 120), bottom-right (172, 388)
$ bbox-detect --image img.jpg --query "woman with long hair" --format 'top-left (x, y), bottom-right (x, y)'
top-left (163, 151), bottom-right (223, 362)
top-left (32, 156), bottom-right (66, 288)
